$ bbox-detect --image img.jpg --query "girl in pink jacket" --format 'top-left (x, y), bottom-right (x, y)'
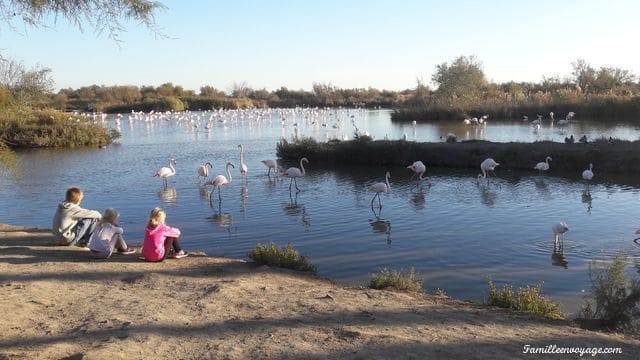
top-left (141, 207), bottom-right (188, 262)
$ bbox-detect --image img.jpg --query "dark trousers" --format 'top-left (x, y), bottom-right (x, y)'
top-left (70, 218), bottom-right (98, 246)
top-left (163, 237), bottom-right (183, 259)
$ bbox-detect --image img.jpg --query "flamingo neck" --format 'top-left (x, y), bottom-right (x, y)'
top-left (226, 164), bottom-right (232, 182)
top-left (239, 146), bottom-right (244, 163)
top-left (300, 159), bottom-right (306, 176)
top-left (169, 162), bottom-right (175, 174)
top-left (385, 173), bottom-right (390, 192)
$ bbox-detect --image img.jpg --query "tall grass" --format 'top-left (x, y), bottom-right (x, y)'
top-left (0, 108), bottom-right (116, 148)
top-left (579, 253), bottom-right (640, 331)
top-left (485, 279), bottom-right (565, 320)
top-left (277, 137), bottom-right (640, 175)
top-left (247, 242), bottom-right (317, 272)
top-left (368, 268), bottom-right (423, 293)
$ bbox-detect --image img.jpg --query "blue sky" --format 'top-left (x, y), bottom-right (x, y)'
top-left (1, 0), bottom-right (639, 92)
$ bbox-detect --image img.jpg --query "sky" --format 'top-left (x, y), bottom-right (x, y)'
top-left (1, 0), bottom-right (639, 93)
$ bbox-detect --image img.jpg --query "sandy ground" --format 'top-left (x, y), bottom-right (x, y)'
top-left (1, 224), bottom-right (639, 360)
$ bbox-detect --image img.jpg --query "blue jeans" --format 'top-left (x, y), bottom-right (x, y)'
top-left (70, 218), bottom-right (98, 246)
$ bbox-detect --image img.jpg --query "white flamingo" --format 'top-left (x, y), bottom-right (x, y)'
top-left (582, 163), bottom-right (594, 192)
top-left (477, 158), bottom-right (499, 185)
top-left (205, 162), bottom-right (234, 203)
top-left (370, 171), bottom-right (391, 208)
top-left (406, 160), bottom-right (431, 187)
top-left (534, 156), bottom-right (552, 177)
top-left (283, 157), bottom-right (309, 191)
top-left (552, 222), bottom-right (569, 250)
top-left (197, 162), bottom-right (213, 181)
top-left (238, 144), bottom-right (248, 183)
top-left (260, 159), bottom-right (278, 176)
top-left (154, 158), bottom-right (176, 188)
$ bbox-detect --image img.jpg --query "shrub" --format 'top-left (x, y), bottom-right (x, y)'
top-left (368, 267), bottom-right (423, 293)
top-left (485, 279), bottom-right (565, 320)
top-left (248, 242), bottom-right (316, 272)
top-left (580, 252), bottom-right (640, 331)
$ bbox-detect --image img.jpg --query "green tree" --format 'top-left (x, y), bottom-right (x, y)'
top-left (431, 55), bottom-right (486, 107)
top-left (571, 59), bottom-right (596, 93)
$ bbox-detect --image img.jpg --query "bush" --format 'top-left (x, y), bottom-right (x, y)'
top-left (485, 279), bottom-right (565, 320)
top-left (579, 252), bottom-right (640, 331)
top-left (248, 242), bottom-right (316, 272)
top-left (368, 267), bottom-right (423, 293)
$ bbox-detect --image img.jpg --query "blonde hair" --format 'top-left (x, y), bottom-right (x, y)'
top-left (65, 187), bottom-right (83, 204)
top-left (147, 207), bottom-right (166, 228)
top-left (99, 208), bottom-right (119, 228)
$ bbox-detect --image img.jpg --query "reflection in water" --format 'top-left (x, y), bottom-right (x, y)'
top-left (370, 207), bottom-right (392, 245)
top-left (240, 185), bottom-right (249, 216)
top-left (157, 187), bottom-right (177, 203)
top-left (478, 186), bottom-right (497, 207)
top-left (199, 185), bottom-right (210, 201)
top-left (410, 191), bottom-right (426, 210)
top-left (534, 178), bottom-right (547, 190)
top-left (207, 201), bottom-right (235, 233)
top-left (582, 191), bottom-right (592, 214)
top-left (552, 247), bottom-right (568, 269)
top-left (283, 192), bottom-right (310, 227)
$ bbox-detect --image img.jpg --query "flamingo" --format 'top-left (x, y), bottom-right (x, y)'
top-left (261, 159), bottom-right (278, 176)
top-left (477, 158), bottom-right (499, 185)
top-left (197, 162), bottom-right (213, 181)
top-left (406, 161), bottom-right (431, 187)
top-left (204, 162), bottom-right (234, 203)
top-left (370, 171), bottom-right (391, 208)
top-left (283, 157), bottom-right (309, 191)
top-left (154, 159), bottom-right (176, 188)
top-left (238, 144), bottom-right (248, 183)
top-left (552, 222), bottom-right (569, 251)
top-left (582, 163), bottom-right (594, 192)
top-left (534, 156), bottom-right (552, 177)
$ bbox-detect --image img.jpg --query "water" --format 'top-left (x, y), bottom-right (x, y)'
top-left (2, 109), bottom-right (640, 313)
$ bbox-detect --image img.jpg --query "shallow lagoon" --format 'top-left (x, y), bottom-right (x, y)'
top-left (2, 109), bottom-right (639, 313)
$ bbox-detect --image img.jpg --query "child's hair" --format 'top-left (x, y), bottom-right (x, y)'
top-left (99, 208), bottom-right (119, 228)
top-left (147, 207), bottom-right (166, 228)
top-left (65, 187), bottom-right (83, 203)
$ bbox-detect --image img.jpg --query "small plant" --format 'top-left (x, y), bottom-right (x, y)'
top-left (368, 267), bottom-right (423, 293)
top-left (485, 279), bottom-right (565, 320)
top-left (248, 242), bottom-right (316, 272)
top-left (580, 252), bottom-right (640, 331)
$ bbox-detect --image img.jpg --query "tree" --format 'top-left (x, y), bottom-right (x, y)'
top-left (431, 55), bottom-right (486, 107)
top-left (0, 57), bottom-right (54, 103)
top-left (571, 59), bottom-right (596, 93)
top-left (0, 0), bottom-right (166, 40)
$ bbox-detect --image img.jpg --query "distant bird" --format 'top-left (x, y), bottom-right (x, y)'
top-left (407, 161), bottom-right (431, 187)
top-left (370, 171), bottom-right (391, 208)
top-left (154, 158), bottom-right (176, 188)
top-left (283, 157), bottom-right (309, 191)
top-left (197, 162), bottom-right (213, 180)
top-left (522, 115), bottom-right (529, 121)
top-left (579, 135), bottom-right (588, 144)
top-left (477, 158), bottom-right (499, 185)
top-left (582, 163), bottom-right (594, 191)
top-left (552, 222), bottom-right (569, 250)
top-left (534, 156), bottom-right (552, 177)
top-left (238, 144), bottom-right (248, 183)
top-left (564, 135), bottom-right (575, 144)
top-left (557, 112), bottom-right (574, 126)
top-left (260, 159), bottom-right (278, 176)
top-left (549, 112), bottom-right (555, 121)
top-left (205, 162), bottom-right (234, 203)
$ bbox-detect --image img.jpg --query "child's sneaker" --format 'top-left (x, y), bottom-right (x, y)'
top-left (173, 251), bottom-right (188, 259)
top-left (118, 248), bottom-right (136, 255)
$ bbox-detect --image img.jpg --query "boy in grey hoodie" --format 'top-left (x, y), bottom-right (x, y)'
top-left (52, 187), bottom-right (102, 246)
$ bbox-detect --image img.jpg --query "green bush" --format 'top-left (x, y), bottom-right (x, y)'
top-left (368, 267), bottom-right (423, 293)
top-left (580, 252), bottom-right (640, 331)
top-left (485, 279), bottom-right (565, 320)
top-left (248, 242), bottom-right (316, 272)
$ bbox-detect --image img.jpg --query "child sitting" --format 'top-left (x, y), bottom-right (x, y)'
top-left (141, 207), bottom-right (188, 262)
top-left (89, 208), bottom-right (135, 258)
top-left (52, 187), bottom-right (102, 247)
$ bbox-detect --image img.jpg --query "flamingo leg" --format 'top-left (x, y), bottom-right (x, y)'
top-left (218, 186), bottom-right (222, 201)
top-left (294, 178), bottom-right (300, 191)
top-left (289, 178), bottom-right (294, 190)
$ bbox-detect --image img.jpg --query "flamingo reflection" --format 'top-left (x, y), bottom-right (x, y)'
top-left (283, 192), bottom-right (310, 227)
top-left (369, 207), bottom-right (392, 245)
top-left (582, 191), bottom-right (592, 213)
top-left (157, 187), bottom-right (177, 203)
top-left (207, 200), bottom-right (235, 233)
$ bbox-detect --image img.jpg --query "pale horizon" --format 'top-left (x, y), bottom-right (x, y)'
top-left (2, 0), bottom-right (639, 93)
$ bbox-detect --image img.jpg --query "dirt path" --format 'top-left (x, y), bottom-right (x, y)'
top-left (1, 225), bottom-right (638, 359)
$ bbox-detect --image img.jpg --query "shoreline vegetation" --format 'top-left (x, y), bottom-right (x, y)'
top-left (1, 224), bottom-right (639, 358)
top-left (276, 137), bottom-right (640, 176)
